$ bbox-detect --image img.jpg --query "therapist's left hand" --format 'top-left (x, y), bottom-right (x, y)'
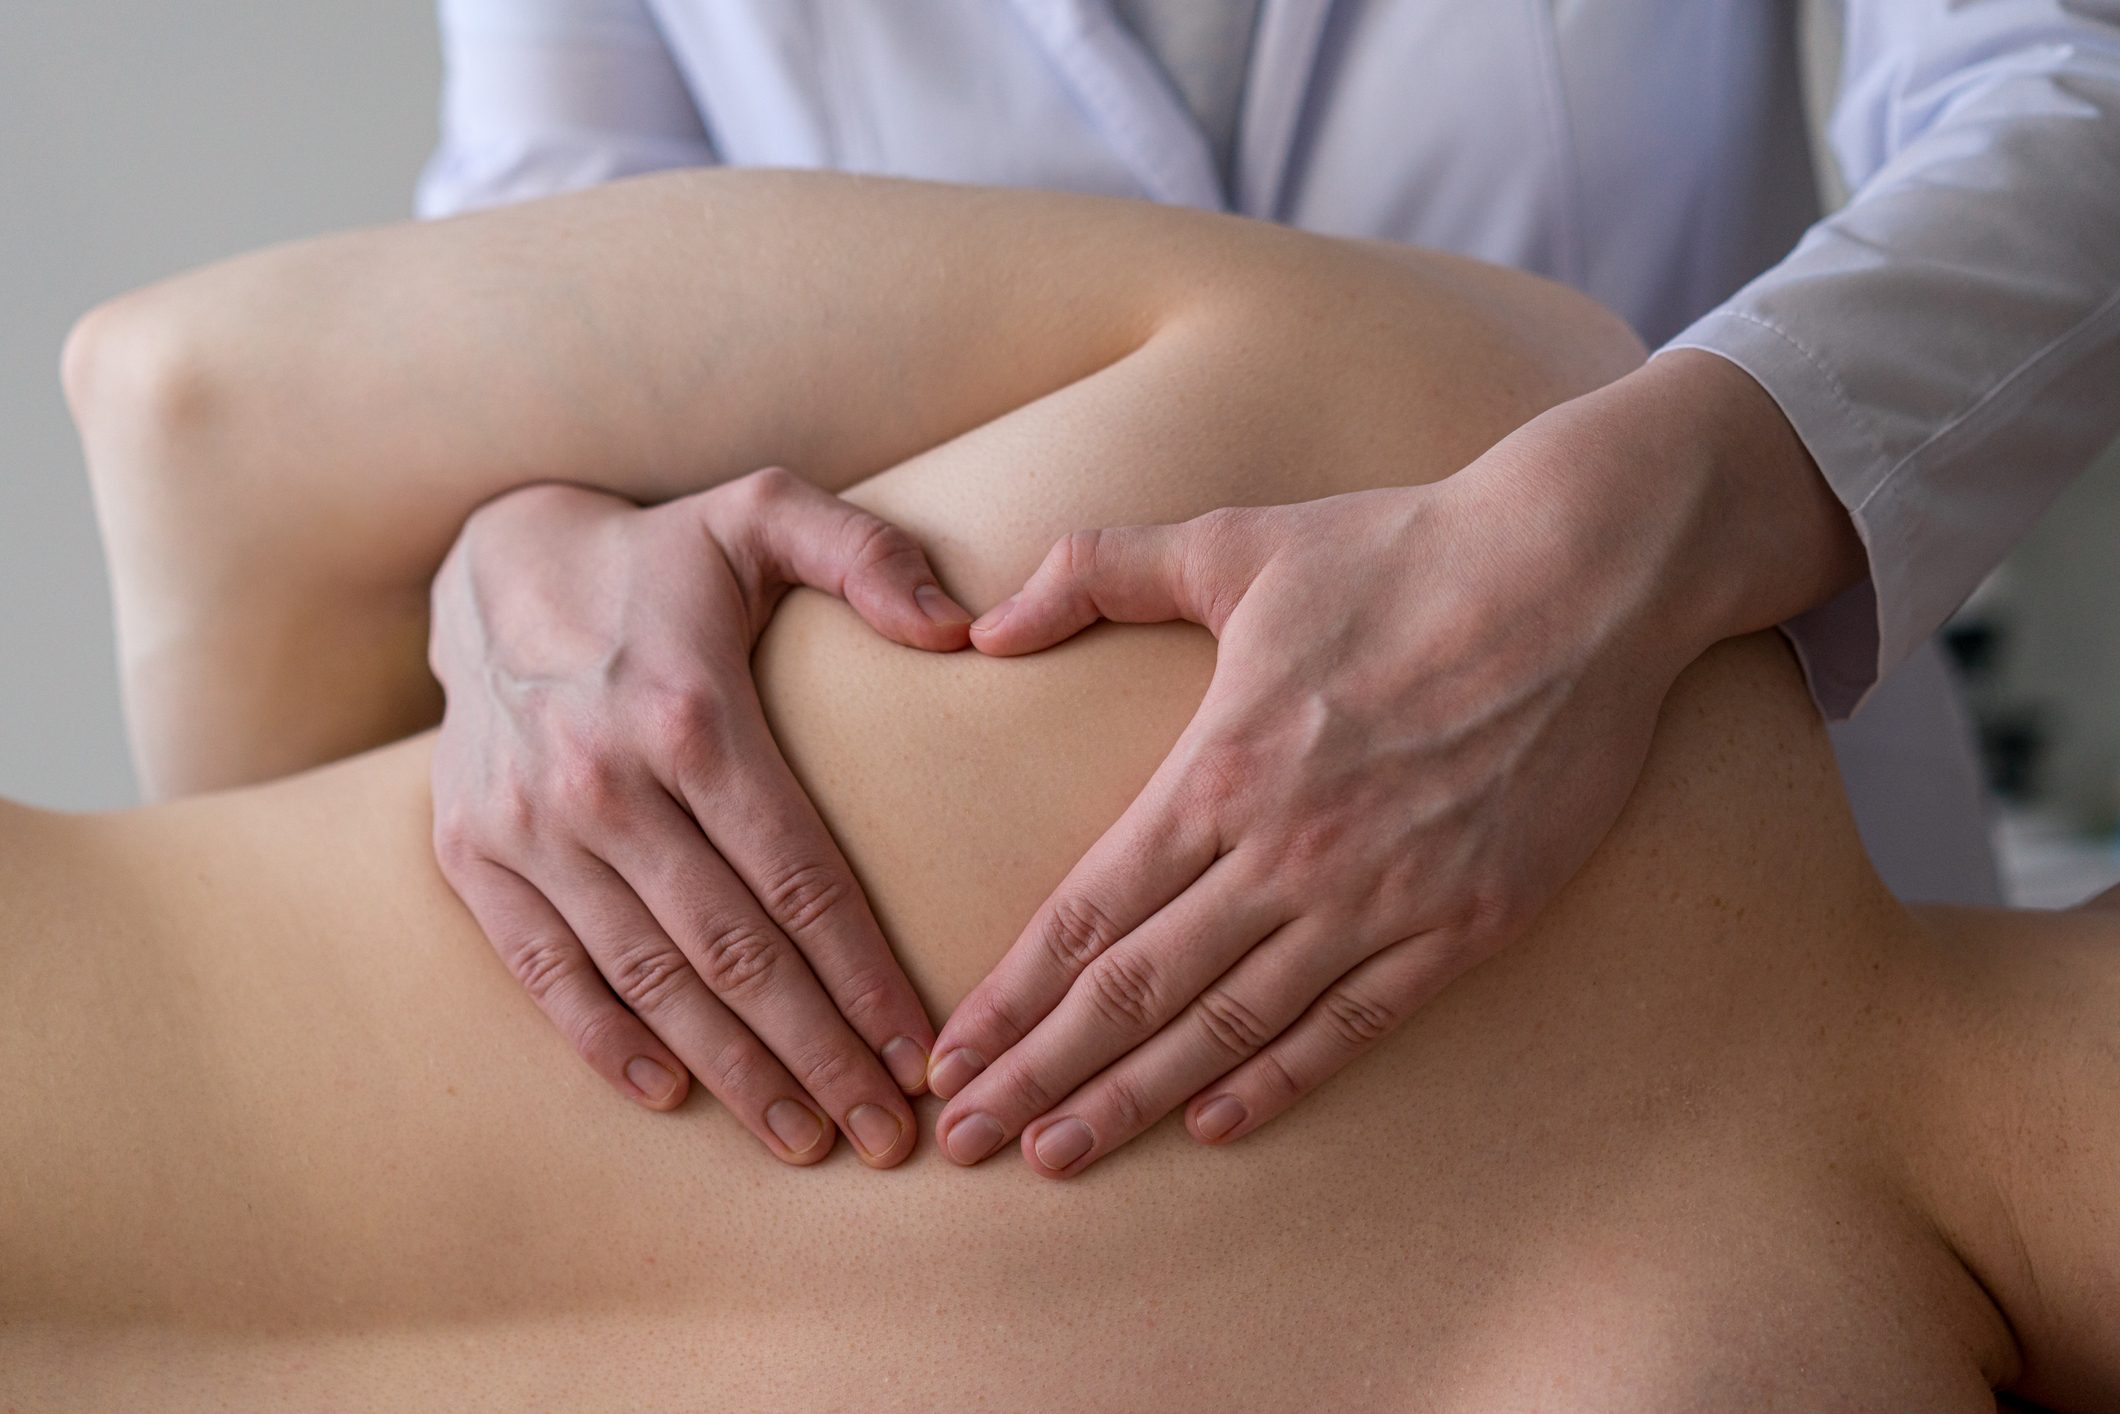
top-left (924, 351), bottom-right (1863, 1177)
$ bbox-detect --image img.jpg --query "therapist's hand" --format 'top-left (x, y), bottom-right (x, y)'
top-left (428, 469), bottom-right (972, 1166)
top-left (927, 350), bottom-right (1865, 1176)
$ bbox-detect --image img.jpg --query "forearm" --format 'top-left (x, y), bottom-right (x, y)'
top-left (63, 172), bottom-right (1228, 793)
top-left (1463, 347), bottom-right (1869, 703)
top-left (1624, 349), bottom-right (1867, 649)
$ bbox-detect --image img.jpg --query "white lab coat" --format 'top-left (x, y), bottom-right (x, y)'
top-left (418, 0), bottom-right (2120, 904)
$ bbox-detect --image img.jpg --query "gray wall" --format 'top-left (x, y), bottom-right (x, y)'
top-left (0, 2), bottom-right (438, 808)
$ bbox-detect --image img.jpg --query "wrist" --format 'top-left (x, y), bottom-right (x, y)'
top-left (1444, 349), bottom-right (1866, 691)
top-left (1579, 349), bottom-right (1865, 659)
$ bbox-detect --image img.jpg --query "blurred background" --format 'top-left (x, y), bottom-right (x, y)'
top-left (1, 1), bottom-right (2115, 901)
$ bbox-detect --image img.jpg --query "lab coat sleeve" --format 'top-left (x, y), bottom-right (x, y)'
top-left (416, 0), bottom-right (716, 217)
top-left (1662, 0), bottom-right (2120, 718)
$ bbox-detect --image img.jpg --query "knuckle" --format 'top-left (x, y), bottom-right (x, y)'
top-left (758, 861), bottom-right (850, 939)
top-left (570, 1005), bottom-right (642, 1068)
top-left (603, 939), bottom-right (696, 1016)
top-left (733, 465), bottom-right (796, 509)
top-left (1058, 526), bottom-right (1105, 583)
top-left (1099, 1072), bottom-right (1154, 1135)
top-left (706, 1036), bottom-right (769, 1102)
top-left (949, 992), bottom-right (1024, 1054)
top-left (431, 816), bottom-right (482, 873)
top-left (1040, 894), bottom-right (1122, 974)
top-left (846, 515), bottom-right (921, 579)
top-left (696, 922), bottom-right (784, 1000)
top-left (1080, 949), bottom-right (1163, 1033)
top-left (1188, 506), bottom-right (1244, 558)
top-left (990, 1062), bottom-right (1054, 1118)
top-left (828, 960), bottom-right (902, 1032)
top-left (1184, 510), bottom-right (1254, 626)
top-left (555, 741), bottom-right (628, 825)
top-left (1186, 740), bottom-right (1251, 811)
top-left (1282, 815), bottom-right (1349, 872)
top-left (1251, 1050), bottom-right (1305, 1106)
top-left (1423, 923), bottom-right (1488, 980)
top-left (1194, 987), bottom-right (1275, 1059)
top-left (642, 686), bottom-right (726, 768)
top-left (790, 1042), bottom-right (862, 1099)
top-left (1463, 879), bottom-right (1531, 942)
top-left (1320, 985), bottom-right (1398, 1050)
top-left (501, 931), bottom-right (579, 1005)
top-left (500, 785), bottom-right (539, 841)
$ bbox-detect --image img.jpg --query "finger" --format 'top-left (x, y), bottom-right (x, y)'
top-left (926, 737), bottom-right (1222, 1107)
top-left (527, 847), bottom-right (843, 1165)
top-left (592, 795), bottom-right (917, 1168)
top-left (1016, 916), bottom-right (1346, 1178)
top-left (666, 693), bottom-right (938, 1096)
top-left (1185, 934), bottom-right (1461, 1146)
top-left (935, 854), bottom-right (1282, 1167)
top-left (446, 856), bottom-right (691, 1113)
top-left (710, 466), bottom-right (972, 650)
top-left (969, 511), bottom-right (1264, 656)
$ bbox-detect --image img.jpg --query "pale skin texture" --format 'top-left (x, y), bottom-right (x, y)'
top-left (422, 473), bottom-right (971, 1166)
top-left (64, 172), bottom-right (1865, 1176)
top-left (26, 176), bottom-right (2120, 1406)
top-left (9, 375), bottom-right (2120, 1407)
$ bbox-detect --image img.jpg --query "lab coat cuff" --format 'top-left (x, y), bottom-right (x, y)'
top-left (1657, 311), bottom-right (1914, 723)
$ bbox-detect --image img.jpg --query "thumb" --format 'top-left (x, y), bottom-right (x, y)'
top-left (708, 467), bottom-right (972, 651)
top-left (971, 510), bottom-right (1266, 657)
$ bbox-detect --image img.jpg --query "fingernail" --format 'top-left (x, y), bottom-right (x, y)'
top-left (625, 1056), bottom-right (679, 1104)
top-left (927, 1048), bottom-right (986, 1099)
top-left (767, 1099), bottom-right (826, 1155)
top-left (944, 1113), bottom-right (1005, 1165)
top-left (847, 1104), bottom-right (904, 1160)
top-left (1032, 1117), bottom-right (1095, 1172)
top-left (1195, 1095), bottom-right (1247, 1142)
top-left (970, 595), bottom-right (1018, 635)
top-left (882, 1036), bottom-right (930, 1093)
top-left (915, 583), bottom-right (973, 627)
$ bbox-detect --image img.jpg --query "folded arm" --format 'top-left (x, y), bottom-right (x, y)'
top-left (62, 172), bottom-right (1217, 792)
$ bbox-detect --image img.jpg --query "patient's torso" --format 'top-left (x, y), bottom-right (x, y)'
top-left (2, 624), bottom-right (2001, 1411)
top-left (0, 247), bottom-right (2006, 1410)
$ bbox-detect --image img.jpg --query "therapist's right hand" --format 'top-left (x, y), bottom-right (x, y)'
top-left (427, 469), bottom-right (973, 1166)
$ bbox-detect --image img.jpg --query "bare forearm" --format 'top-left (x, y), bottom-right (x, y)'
top-left (1623, 350), bottom-right (1866, 650)
top-left (73, 175), bottom-right (1218, 582)
top-left (64, 172), bottom-right (1224, 793)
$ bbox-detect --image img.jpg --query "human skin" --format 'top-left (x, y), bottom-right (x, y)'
top-left (6, 440), bottom-right (2120, 1408)
top-left (62, 171), bottom-right (1857, 1187)
top-left (420, 472), bottom-right (965, 1166)
top-left (60, 172), bottom-right (1642, 1162)
top-left (26, 198), bottom-right (2120, 1404)
top-left (929, 346), bottom-right (1859, 1175)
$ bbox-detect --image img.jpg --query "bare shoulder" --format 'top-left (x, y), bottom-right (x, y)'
top-left (1333, 235), bottom-right (1648, 386)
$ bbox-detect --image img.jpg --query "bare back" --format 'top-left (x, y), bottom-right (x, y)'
top-left (1, 440), bottom-right (2016, 1412)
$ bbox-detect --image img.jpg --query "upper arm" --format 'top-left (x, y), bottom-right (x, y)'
top-left (417, 0), bottom-right (717, 217)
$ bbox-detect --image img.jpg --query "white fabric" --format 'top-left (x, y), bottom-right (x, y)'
top-left (416, 0), bottom-right (2120, 904)
top-left (1110, 0), bottom-right (1260, 184)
